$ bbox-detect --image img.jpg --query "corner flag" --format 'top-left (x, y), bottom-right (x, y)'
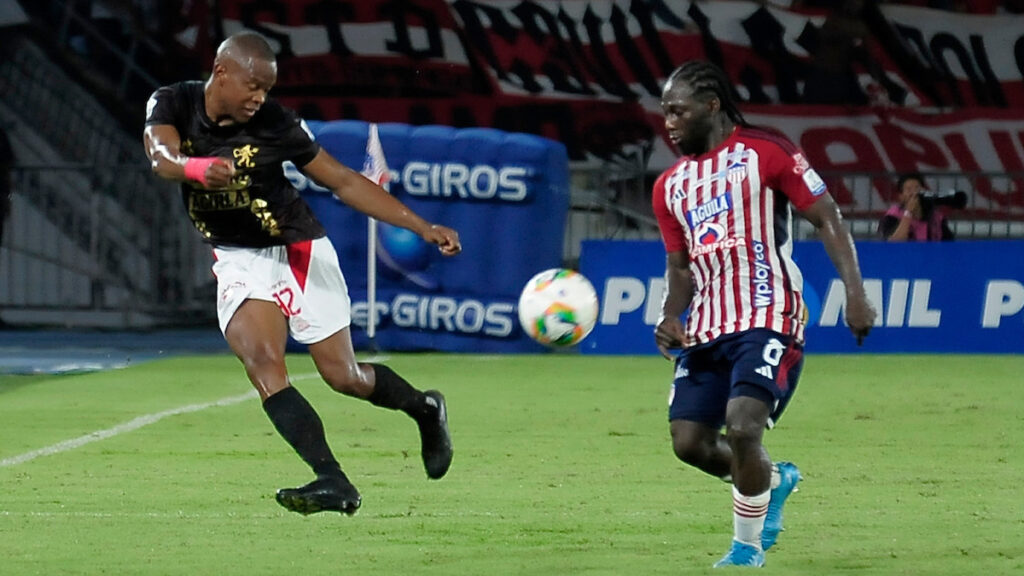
top-left (361, 124), bottom-right (389, 344)
top-left (361, 123), bottom-right (390, 186)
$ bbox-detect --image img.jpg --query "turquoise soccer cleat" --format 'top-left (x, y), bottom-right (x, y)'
top-left (761, 461), bottom-right (802, 550)
top-left (713, 540), bottom-right (765, 568)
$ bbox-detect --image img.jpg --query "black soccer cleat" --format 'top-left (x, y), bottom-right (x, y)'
top-left (418, 390), bottom-right (453, 479)
top-left (275, 475), bottom-right (362, 516)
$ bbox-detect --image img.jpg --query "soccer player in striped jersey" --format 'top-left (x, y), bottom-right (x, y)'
top-left (652, 61), bottom-right (876, 567)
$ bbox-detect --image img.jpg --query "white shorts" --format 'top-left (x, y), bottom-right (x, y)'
top-left (212, 236), bottom-right (351, 344)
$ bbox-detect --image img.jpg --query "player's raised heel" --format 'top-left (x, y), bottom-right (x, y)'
top-left (761, 461), bottom-right (802, 550)
top-left (275, 475), bottom-right (361, 516)
top-left (713, 540), bottom-right (765, 568)
top-left (418, 390), bottom-right (452, 479)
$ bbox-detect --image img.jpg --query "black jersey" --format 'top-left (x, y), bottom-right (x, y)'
top-left (145, 81), bottom-right (326, 247)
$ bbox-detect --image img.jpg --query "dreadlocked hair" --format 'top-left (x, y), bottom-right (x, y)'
top-left (666, 61), bottom-right (750, 128)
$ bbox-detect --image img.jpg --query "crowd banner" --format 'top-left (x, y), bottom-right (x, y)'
top-left (185, 2), bottom-right (1024, 185)
top-left (286, 120), bottom-right (570, 352)
top-left (579, 240), bottom-right (1024, 355)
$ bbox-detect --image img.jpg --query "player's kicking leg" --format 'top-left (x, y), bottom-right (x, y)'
top-left (362, 364), bottom-right (452, 479)
top-left (308, 331), bottom-right (453, 480)
top-left (223, 299), bottom-right (362, 516)
top-left (417, 389), bottom-right (452, 479)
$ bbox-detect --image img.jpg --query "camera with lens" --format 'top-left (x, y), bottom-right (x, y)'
top-left (918, 189), bottom-right (968, 211)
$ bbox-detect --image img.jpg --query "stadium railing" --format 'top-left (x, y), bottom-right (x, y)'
top-left (0, 165), bottom-right (212, 329)
top-left (565, 166), bottom-right (1024, 263)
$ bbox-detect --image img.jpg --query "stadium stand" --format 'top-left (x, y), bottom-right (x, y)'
top-left (1, 0), bottom-right (1022, 334)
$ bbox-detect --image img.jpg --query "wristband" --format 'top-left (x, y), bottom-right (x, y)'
top-left (184, 157), bottom-right (220, 186)
top-left (902, 210), bottom-right (913, 219)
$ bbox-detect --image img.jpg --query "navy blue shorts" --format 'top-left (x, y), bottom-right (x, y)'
top-left (668, 329), bottom-right (803, 429)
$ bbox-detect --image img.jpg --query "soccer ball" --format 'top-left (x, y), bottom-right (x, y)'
top-left (517, 268), bottom-right (599, 347)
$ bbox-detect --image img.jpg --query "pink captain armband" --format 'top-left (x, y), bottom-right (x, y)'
top-left (183, 157), bottom-right (220, 186)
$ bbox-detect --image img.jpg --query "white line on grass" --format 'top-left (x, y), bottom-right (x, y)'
top-left (0, 509), bottom-right (507, 519)
top-left (0, 370), bottom-right (334, 468)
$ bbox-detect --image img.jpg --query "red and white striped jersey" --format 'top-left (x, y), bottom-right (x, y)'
top-left (652, 126), bottom-right (828, 346)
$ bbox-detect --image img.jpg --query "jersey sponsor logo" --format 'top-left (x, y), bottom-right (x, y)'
top-left (802, 168), bottom-right (826, 196)
top-left (691, 224), bottom-right (745, 257)
top-left (687, 194), bottom-right (732, 228)
top-left (188, 189), bottom-right (251, 211)
top-left (754, 365), bottom-right (773, 379)
top-left (752, 241), bottom-right (773, 307)
top-left (694, 221), bottom-right (725, 245)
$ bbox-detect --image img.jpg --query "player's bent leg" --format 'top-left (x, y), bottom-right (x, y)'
top-left (723, 395), bottom-right (772, 495)
top-left (721, 395), bottom-right (773, 559)
top-left (308, 330), bottom-right (452, 480)
top-left (307, 328), bottom-right (374, 398)
top-left (224, 299), bottom-right (292, 400)
top-left (226, 300), bottom-right (356, 514)
top-left (670, 419), bottom-right (733, 479)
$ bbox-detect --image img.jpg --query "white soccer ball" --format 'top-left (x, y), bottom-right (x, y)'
top-left (517, 268), bottom-right (599, 347)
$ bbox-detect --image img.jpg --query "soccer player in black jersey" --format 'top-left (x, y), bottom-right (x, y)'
top-left (142, 31), bottom-right (461, 516)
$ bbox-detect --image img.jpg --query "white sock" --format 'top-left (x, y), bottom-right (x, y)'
top-left (732, 486), bottom-right (770, 548)
top-left (770, 462), bottom-right (781, 490)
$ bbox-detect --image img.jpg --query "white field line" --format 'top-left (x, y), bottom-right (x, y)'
top-left (0, 509), bottom-right (507, 519)
top-left (0, 370), bottom-right (333, 468)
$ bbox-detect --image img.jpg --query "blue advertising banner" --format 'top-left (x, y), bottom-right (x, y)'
top-left (287, 121), bottom-right (569, 352)
top-left (579, 240), bottom-right (1024, 354)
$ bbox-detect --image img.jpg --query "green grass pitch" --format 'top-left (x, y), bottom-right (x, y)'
top-left (1, 353), bottom-right (1021, 575)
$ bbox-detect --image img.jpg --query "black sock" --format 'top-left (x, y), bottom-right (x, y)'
top-left (367, 364), bottom-right (433, 422)
top-left (262, 386), bottom-right (342, 479)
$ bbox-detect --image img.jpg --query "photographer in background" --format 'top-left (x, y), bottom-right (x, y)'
top-left (878, 173), bottom-right (962, 242)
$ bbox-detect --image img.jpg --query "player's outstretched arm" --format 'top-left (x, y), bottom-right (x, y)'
top-left (301, 149), bottom-right (461, 256)
top-left (802, 194), bottom-right (877, 344)
top-left (655, 250), bottom-right (693, 360)
top-left (143, 125), bottom-right (235, 188)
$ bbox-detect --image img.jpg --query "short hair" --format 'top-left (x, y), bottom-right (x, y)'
top-left (897, 172), bottom-right (925, 191)
top-left (216, 31), bottom-right (276, 63)
top-left (664, 60), bottom-right (749, 127)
